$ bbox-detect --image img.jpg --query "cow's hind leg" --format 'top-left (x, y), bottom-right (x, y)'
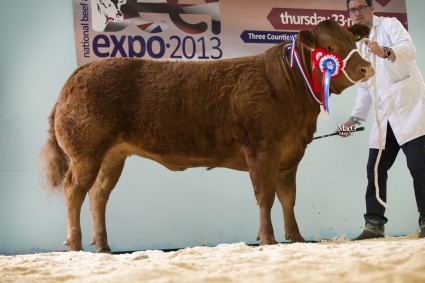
top-left (89, 151), bottom-right (127, 253)
top-left (245, 147), bottom-right (280, 245)
top-left (63, 159), bottom-right (102, 251)
top-left (276, 167), bottom-right (305, 242)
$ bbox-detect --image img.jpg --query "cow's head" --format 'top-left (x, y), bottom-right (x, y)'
top-left (298, 19), bottom-right (373, 95)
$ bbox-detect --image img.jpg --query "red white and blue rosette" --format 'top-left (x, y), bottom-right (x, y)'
top-left (311, 48), bottom-right (343, 113)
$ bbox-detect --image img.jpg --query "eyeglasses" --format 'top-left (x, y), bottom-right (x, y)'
top-left (348, 5), bottom-right (370, 14)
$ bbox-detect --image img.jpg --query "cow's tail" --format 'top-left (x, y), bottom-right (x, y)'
top-left (39, 103), bottom-right (69, 191)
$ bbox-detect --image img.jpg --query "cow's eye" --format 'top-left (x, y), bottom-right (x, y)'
top-left (327, 46), bottom-right (334, 52)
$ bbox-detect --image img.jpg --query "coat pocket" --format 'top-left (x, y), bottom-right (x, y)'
top-left (380, 75), bottom-right (421, 111)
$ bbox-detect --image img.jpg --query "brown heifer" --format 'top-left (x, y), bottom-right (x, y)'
top-left (40, 20), bottom-right (372, 253)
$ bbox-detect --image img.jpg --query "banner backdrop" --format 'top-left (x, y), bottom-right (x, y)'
top-left (73, 0), bottom-right (407, 66)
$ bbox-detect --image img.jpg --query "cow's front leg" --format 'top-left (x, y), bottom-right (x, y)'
top-left (276, 167), bottom-right (305, 242)
top-left (257, 189), bottom-right (277, 245)
top-left (245, 146), bottom-right (280, 245)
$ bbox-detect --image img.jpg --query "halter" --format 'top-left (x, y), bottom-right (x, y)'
top-left (284, 37), bottom-right (363, 113)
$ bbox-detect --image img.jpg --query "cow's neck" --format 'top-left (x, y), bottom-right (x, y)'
top-left (290, 41), bottom-right (321, 135)
top-left (291, 40), bottom-right (322, 105)
top-left (264, 41), bottom-right (320, 106)
top-left (264, 42), bottom-right (320, 138)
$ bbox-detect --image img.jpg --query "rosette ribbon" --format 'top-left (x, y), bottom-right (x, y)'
top-left (311, 48), bottom-right (343, 113)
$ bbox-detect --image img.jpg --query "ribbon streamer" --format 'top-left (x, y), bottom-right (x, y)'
top-left (285, 40), bottom-right (322, 105)
top-left (311, 48), bottom-right (327, 93)
top-left (322, 69), bottom-right (332, 113)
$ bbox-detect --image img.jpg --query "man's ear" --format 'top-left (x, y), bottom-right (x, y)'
top-left (297, 30), bottom-right (316, 50)
top-left (347, 24), bottom-right (371, 41)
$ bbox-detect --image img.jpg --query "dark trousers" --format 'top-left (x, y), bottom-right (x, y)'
top-left (365, 122), bottom-right (425, 226)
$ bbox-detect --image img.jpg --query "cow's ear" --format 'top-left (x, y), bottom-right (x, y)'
top-left (347, 24), bottom-right (371, 41)
top-left (298, 30), bottom-right (315, 50)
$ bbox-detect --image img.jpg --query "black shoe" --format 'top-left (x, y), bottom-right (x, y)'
top-left (352, 230), bottom-right (384, 241)
top-left (420, 227), bottom-right (425, 238)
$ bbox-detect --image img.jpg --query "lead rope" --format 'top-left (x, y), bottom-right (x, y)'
top-left (359, 40), bottom-right (388, 209)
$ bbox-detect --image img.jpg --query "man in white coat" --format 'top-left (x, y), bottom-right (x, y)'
top-left (341, 0), bottom-right (425, 240)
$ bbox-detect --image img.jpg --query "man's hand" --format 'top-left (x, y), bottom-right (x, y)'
top-left (362, 39), bottom-right (388, 59)
top-left (337, 119), bottom-right (357, 137)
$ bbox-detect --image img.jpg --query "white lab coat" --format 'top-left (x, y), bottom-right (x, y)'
top-left (351, 15), bottom-right (425, 149)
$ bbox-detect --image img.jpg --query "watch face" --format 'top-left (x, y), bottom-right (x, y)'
top-left (383, 46), bottom-right (391, 58)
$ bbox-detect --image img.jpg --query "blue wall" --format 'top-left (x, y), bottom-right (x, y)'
top-left (1, 0), bottom-right (424, 254)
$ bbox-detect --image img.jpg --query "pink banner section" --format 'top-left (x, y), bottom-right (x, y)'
top-left (267, 8), bottom-right (408, 30)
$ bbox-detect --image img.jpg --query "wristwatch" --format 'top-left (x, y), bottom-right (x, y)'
top-left (382, 46), bottom-right (391, 59)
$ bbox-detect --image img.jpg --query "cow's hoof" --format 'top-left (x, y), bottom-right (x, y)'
top-left (260, 240), bottom-right (278, 245)
top-left (91, 238), bottom-right (112, 253)
top-left (290, 235), bottom-right (305, 243)
top-left (259, 236), bottom-right (278, 245)
top-left (285, 232), bottom-right (305, 243)
top-left (96, 247), bottom-right (112, 254)
top-left (63, 237), bottom-right (84, 251)
top-left (63, 239), bottom-right (83, 251)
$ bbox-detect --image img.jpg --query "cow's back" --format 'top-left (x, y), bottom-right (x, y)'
top-left (56, 56), bottom-right (276, 169)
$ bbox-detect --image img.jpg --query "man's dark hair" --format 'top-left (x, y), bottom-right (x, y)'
top-left (346, 0), bottom-right (373, 10)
